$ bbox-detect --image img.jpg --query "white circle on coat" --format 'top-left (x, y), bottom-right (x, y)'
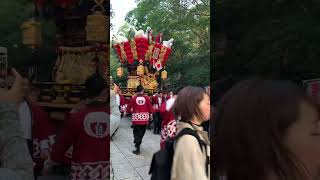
top-left (136, 97), bottom-right (146, 105)
top-left (83, 112), bottom-right (110, 138)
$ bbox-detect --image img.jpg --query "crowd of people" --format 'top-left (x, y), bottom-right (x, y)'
top-left (6, 68), bottom-right (319, 180)
top-left (114, 84), bottom-right (211, 180)
top-left (0, 69), bottom-right (110, 180)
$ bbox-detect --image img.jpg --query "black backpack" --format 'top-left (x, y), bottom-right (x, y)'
top-left (149, 128), bottom-right (209, 180)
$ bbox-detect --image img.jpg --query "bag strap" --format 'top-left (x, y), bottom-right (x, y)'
top-left (175, 128), bottom-right (209, 176)
top-left (175, 128), bottom-right (205, 151)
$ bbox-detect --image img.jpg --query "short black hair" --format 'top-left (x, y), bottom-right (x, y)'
top-left (85, 73), bottom-right (107, 98)
top-left (137, 85), bottom-right (144, 93)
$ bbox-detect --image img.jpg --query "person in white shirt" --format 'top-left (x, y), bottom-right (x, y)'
top-left (19, 98), bottom-right (33, 157)
top-left (115, 90), bottom-right (120, 110)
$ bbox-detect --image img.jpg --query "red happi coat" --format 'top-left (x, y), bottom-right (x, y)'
top-left (31, 104), bottom-right (57, 168)
top-left (119, 95), bottom-right (127, 106)
top-left (128, 94), bottom-right (154, 125)
top-left (119, 95), bottom-right (128, 113)
top-left (159, 98), bottom-right (177, 149)
top-left (51, 104), bottom-right (110, 180)
top-left (151, 96), bottom-right (165, 112)
top-left (151, 95), bottom-right (159, 112)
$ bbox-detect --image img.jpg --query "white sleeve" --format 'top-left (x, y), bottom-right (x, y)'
top-left (166, 98), bottom-right (175, 111)
top-left (18, 102), bottom-right (32, 140)
top-left (115, 95), bottom-right (120, 106)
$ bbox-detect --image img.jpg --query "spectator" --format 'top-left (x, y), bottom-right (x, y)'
top-left (0, 68), bottom-right (34, 180)
top-left (214, 78), bottom-right (320, 180)
top-left (171, 86), bottom-right (210, 180)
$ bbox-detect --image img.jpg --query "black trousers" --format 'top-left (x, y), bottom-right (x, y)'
top-left (27, 139), bottom-right (33, 156)
top-left (133, 125), bottom-right (147, 147)
top-left (118, 106), bottom-right (124, 118)
top-left (153, 112), bottom-right (162, 133)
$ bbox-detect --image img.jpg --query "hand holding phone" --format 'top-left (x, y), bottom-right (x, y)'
top-left (0, 68), bottom-right (29, 104)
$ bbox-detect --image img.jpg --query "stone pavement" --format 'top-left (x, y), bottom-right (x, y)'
top-left (111, 117), bottom-right (160, 180)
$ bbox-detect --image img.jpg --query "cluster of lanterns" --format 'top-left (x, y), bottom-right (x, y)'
top-left (21, 0), bottom-right (108, 48)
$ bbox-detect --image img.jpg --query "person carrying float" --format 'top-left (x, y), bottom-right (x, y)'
top-left (47, 73), bottom-right (110, 180)
top-left (127, 85), bottom-right (154, 155)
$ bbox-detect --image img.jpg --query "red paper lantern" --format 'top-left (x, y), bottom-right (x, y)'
top-left (135, 37), bottom-right (149, 61)
top-left (114, 45), bottom-right (124, 63)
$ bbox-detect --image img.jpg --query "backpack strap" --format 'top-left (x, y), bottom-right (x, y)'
top-left (175, 128), bottom-right (209, 177)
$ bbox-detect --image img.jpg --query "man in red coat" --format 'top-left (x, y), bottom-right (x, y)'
top-left (159, 94), bottom-right (177, 149)
top-left (150, 92), bottom-right (158, 131)
top-left (48, 73), bottom-right (109, 180)
top-left (127, 85), bottom-right (153, 155)
top-left (27, 87), bottom-right (58, 178)
top-left (119, 90), bottom-right (128, 118)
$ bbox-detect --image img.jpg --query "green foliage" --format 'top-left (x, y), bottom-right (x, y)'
top-left (117, 0), bottom-right (210, 91)
top-left (213, 0), bottom-right (320, 83)
top-left (110, 49), bottom-right (128, 87)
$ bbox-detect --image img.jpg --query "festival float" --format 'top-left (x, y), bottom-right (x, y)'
top-left (19, 0), bottom-right (109, 176)
top-left (112, 27), bottom-right (174, 97)
top-left (22, 0), bottom-right (109, 113)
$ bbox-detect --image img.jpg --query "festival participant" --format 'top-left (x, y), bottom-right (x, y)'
top-left (147, 92), bottom-right (154, 130)
top-left (48, 73), bottom-right (110, 180)
top-left (127, 85), bottom-right (153, 155)
top-left (119, 89), bottom-right (128, 118)
top-left (151, 92), bottom-right (159, 131)
top-left (163, 91), bottom-right (168, 101)
top-left (27, 87), bottom-right (57, 178)
top-left (159, 94), bottom-right (177, 149)
top-left (168, 91), bottom-right (174, 100)
top-left (154, 91), bottom-right (165, 134)
top-left (155, 32), bottom-right (163, 44)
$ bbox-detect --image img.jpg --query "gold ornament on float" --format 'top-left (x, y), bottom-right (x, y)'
top-left (161, 68), bottom-right (167, 80)
top-left (86, 0), bottom-right (107, 43)
top-left (137, 60), bottom-right (145, 76)
top-left (21, 18), bottom-right (41, 48)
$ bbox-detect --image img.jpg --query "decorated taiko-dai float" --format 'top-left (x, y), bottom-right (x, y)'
top-left (24, 0), bottom-right (110, 109)
top-left (112, 27), bottom-right (173, 97)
